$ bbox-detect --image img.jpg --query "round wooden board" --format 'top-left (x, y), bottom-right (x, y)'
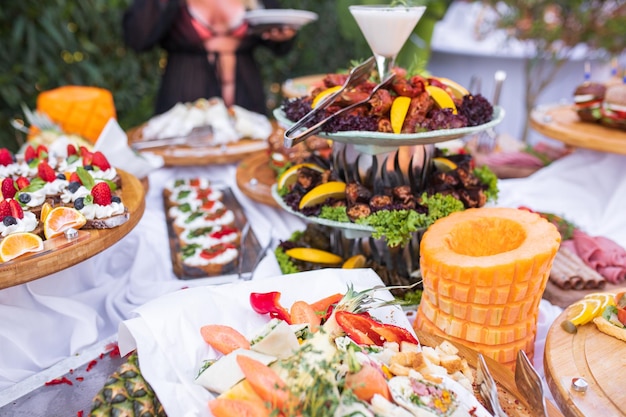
top-left (544, 288), bottom-right (626, 417)
top-left (127, 125), bottom-right (268, 166)
top-left (415, 330), bottom-right (564, 417)
top-left (0, 170), bottom-right (145, 289)
top-left (529, 105), bottom-right (626, 155)
top-left (235, 151), bottom-right (279, 208)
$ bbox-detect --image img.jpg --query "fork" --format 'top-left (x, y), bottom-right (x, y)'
top-left (284, 56), bottom-right (376, 147)
top-left (21, 103), bottom-right (60, 131)
top-left (515, 350), bottom-right (548, 417)
top-left (476, 353), bottom-right (508, 416)
top-left (476, 70), bottom-right (506, 153)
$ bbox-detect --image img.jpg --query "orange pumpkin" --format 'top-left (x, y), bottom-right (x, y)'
top-left (36, 86), bottom-right (116, 144)
top-left (414, 207), bottom-right (561, 368)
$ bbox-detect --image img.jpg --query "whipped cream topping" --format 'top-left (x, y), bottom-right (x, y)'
top-left (165, 178), bottom-right (212, 192)
top-left (42, 179), bottom-right (69, 196)
top-left (79, 201), bottom-right (126, 220)
top-left (168, 199), bottom-right (225, 219)
top-left (17, 162), bottom-right (38, 178)
top-left (180, 227), bottom-right (238, 247)
top-left (89, 167), bottom-right (118, 182)
top-left (168, 188), bottom-right (223, 206)
top-left (0, 164), bottom-right (21, 177)
top-left (20, 190), bottom-right (47, 209)
top-left (56, 158), bottom-right (83, 173)
top-left (0, 211), bottom-right (38, 237)
top-left (60, 185), bottom-right (90, 204)
top-left (183, 246), bottom-right (238, 267)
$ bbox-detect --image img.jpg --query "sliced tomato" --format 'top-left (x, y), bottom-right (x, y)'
top-left (335, 311), bottom-right (419, 346)
top-left (200, 324), bottom-right (250, 355)
top-left (617, 306), bottom-right (626, 326)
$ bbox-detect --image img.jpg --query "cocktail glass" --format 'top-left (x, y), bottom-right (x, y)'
top-left (349, 4), bottom-right (426, 81)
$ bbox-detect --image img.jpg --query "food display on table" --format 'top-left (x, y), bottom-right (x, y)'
top-left (274, 150), bottom-right (498, 248)
top-left (0, 143), bottom-right (130, 263)
top-left (163, 177), bottom-right (261, 280)
top-left (128, 98), bottom-right (272, 166)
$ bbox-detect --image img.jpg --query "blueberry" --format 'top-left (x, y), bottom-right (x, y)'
top-left (84, 165), bottom-right (93, 171)
top-left (18, 193), bottom-right (31, 204)
top-left (68, 182), bottom-right (81, 193)
top-left (74, 197), bottom-right (85, 210)
top-left (56, 173), bottom-right (66, 180)
top-left (111, 196), bottom-right (121, 203)
top-left (3, 216), bottom-right (17, 226)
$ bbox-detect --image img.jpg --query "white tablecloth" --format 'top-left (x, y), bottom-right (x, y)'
top-left (2, 148), bottom-right (624, 403)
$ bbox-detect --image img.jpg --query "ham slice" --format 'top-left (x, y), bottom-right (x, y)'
top-left (561, 229), bottom-right (626, 284)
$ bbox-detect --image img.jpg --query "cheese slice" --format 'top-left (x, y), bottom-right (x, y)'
top-left (250, 319), bottom-right (300, 359)
top-left (195, 348), bottom-right (276, 394)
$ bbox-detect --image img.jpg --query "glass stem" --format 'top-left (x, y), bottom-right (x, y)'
top-left (374, 54), bottom-right (395, 82)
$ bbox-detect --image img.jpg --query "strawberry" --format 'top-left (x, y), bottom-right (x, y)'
top-left (0, 200), bottom-right (10, 220)
top-left (37, 160), bottom-right (57, 183)
top-left (0, 148), bottom-right (13, 166)
top-left (24, 145), bottom-right (37, 162)
top-left (8, 199), bottom-right (24, 220)
top-left (1, 178), bottom-right (16, 199)
top-left (91, 151), bottom-right (111, 171)
top-left (36, 145), bottom-right (48, 159)
top-left (15, 176), bottom-right (30, 190)
top-left (91, 182), bottom-right (112, 206)
top-left (69, 172), bottom-right (82, 184)
top-left (80, 147), bottom-right (93, 166)
top-left (67, 144), bottom-right (78, 156)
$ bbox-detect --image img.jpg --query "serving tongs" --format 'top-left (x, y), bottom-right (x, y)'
top-left (476, 353), bottom-right (508, 417)
top-left (131, 125), bottom-right (214, 150)
top-left (515, 350), bottom-right (548, 417)
top-left (283, 56), bottom-right (377, 148)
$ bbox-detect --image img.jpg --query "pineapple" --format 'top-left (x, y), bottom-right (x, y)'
top-left (90, 351), bottom-right (166, 417)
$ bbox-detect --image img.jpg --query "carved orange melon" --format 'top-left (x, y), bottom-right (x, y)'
top-left (414, 207), bottom-right (561, 368)
top-left (36, 86), bottom-right (116, 144)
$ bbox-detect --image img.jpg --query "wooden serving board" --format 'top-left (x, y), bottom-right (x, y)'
top-left (415, 330), bottom-right (564, 417)
top-left (127, 125), bottom-right (268, 166)
top-left (529, 105), bottom-right (626, 155)
top-left (544, 288), bottom-right (626, 417)
top-left (235, 151), bottom-right (279, 208)
top-left (0, 170), bottom-right (145, 290)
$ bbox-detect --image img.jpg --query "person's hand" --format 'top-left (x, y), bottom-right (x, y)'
top-left (261, 26), bottom-right (296, 42)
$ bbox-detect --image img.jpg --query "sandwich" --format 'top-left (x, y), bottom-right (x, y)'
top-left (601, 83), bottom-right (626, 130)
top-left (573, 81), bottom-right (606, 122)
top-left (593, 292), bottom-right (626, 342)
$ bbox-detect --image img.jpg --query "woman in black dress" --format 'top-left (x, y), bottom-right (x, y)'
top-left (123, 0), bottom-right (296, 115)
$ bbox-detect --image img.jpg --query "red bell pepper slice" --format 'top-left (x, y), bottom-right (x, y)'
top-left (335, 311), bottom-right (418, 346)
top-left (249, 291), bottom-right (291, 324)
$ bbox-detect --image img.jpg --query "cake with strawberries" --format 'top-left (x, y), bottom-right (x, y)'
top-left (73, 181), bottom-right (128, 229)
top-left (0, 199), bottom-right (39, 237)
top-left (179, 242), bottom-right (239, 275)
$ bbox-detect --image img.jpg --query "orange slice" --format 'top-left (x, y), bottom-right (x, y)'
top-left (285, 247), bottom-right (343, 265)
top-left (426, 85), bottom-right (457, 114)
top-left (276, 163), bottom-right (325, 191)
top-left (43, 206), bottom-right (87, 240)
top-left (0, 232), bottom-right (44, 262)
top-left (298, 181), bottom-right (346, 209)
top-left (40, 202), bottom-right (53, 224)
top-left (433, 77), bottom-right (469, 99)
top-left (311, 86), bottom-right (342, 108)
top-left (432, 157), bottom-right (457, 172)
top-left (390, 96), bottom-right (411, 134)
top-left (567, 298), bottom-right (602, 326)
top-left (342, 254), bottom-right (367, 269)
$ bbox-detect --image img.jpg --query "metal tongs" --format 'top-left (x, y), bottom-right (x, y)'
top-left (515, 350), bottom-right (548, 417)
top-left (476, 353), bottom-right (508, 416)
top-left (283, 56), bottom-right (377, 148)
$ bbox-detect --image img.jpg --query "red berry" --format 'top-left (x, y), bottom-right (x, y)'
top-left (36, 145), bottom-right (48, 159)
top-left (37, 161), bottom-right (56, 183)
top-left (67, 144), bottom-right (78, 156)
top-left (91, 151), bottom-right (111, 171)
top-left (91, 182), bottom-right (112, 206)
top-left (80, 147), bottom-right (93, 166)
top-left (16, 176), bottom-right (30, 190)
top-left (0, 200), bottom-right (10, 220)
top-left (69, 172), bottom-right (81, 184)
top-left (0, 148), bottom-right (13, 166)
top-left (1, 178), bottom-right (16, 199)
top-left (8, 199), bottom-right (24, 220)
top-left (24, 145), bottom-right (37, 162)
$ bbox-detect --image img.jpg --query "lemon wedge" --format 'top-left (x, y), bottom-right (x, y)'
top-left (432, 157), bottom-right (457, 172)
top-left (285, 248), bottom-right (343, 265)
top-left (298, 181), bottom-right (346, 209)
top-left (433, 77), bottom-right (469, 99)
top-left (567, 298), bottom-right (603, 326)
top-left (342, 254), bottom-right (367, 269)
top-left (312, 86), bottom-right (342, 109)
top-left (584, 292), bottom-right (616, 310)
top-left (276, 163), bottom-right (325, 191)
top-left (390, 96), bottom-right (411, 134)
top-left (426, 85), bottom-right (457, 114)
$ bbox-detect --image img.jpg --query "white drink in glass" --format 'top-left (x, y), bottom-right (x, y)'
top-left (349, 5), bottom-right (426, 80)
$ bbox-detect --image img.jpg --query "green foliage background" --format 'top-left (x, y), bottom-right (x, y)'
top-left (0, 0), bottom-right (449, 152)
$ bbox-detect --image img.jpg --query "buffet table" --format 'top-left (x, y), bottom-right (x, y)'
top-left (1, 146), bottom-right (625, 415)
